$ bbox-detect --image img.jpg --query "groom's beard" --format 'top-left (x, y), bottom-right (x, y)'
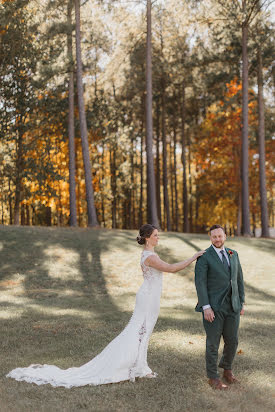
top-left (212, 240), bottom-right (225, 248)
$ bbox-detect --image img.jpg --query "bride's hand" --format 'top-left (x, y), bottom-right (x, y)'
top-left (192, 250), bottom-right (205, 260)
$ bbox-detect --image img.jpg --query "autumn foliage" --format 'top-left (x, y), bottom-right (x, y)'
top-left (194, 79), bottom-right (273, 232)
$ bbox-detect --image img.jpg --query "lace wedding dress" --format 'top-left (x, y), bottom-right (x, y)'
top-left (6, 251), bottom-right (163, 388)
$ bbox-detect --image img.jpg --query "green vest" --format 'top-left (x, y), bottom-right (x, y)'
top-left (195, 245), bottom-right (245, 313)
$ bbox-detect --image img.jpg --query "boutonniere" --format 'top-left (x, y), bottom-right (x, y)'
top-left (228, 250), bottom-right (234, 257)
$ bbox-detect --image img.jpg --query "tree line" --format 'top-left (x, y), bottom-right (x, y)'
top-left (0, 0), bottom-right (274, 236)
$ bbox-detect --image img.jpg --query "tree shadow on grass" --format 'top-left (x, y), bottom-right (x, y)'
top-left (244, 282), bottom-right (275, 302)
top-left (233, 237), bottom-right (275, 253)
top-left (170, 233), bottom-right (203, 252)
top-left (0, 226), bottom-right (137, 374)
top-left (0, 226), bottom-right (133, 318)
top-left (0, 227), bottom-right (149, 370)
top-left (156, 245), bottom-right (177, 264)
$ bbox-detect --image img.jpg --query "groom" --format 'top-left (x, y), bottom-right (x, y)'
top-left (195, 224), bottom-right (245, 390)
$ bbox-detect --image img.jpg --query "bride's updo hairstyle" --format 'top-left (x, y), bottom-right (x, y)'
top-left (136, 224), bottom-right (157, 245)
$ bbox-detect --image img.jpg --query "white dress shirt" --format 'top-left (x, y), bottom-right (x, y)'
top-left (202, 245), bottom-right (230, 311)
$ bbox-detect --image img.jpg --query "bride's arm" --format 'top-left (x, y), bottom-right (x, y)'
top-left (145, 251), bottom-right (205, 273)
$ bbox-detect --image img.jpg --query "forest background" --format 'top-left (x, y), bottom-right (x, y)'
top-left (0, 0), bottom-right (274, 236)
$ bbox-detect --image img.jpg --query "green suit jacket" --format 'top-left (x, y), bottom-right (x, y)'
top-left (195, 245), bottom-right (245, 313)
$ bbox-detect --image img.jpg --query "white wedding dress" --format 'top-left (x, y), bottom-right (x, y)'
top-left (6, 250), bottom-right (163, 388)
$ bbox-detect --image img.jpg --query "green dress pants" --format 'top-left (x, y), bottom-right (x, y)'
top-left (202, 294), bottom-right (240, 379)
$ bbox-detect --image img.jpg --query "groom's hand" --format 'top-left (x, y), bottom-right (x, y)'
top-left (204, 308), bottom-right (215, 322)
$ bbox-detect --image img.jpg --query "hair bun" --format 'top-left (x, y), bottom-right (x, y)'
top-left (136, 235), bottom-right (145, 245)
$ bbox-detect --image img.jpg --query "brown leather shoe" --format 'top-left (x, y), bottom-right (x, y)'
top-left (208, 378), bottom-right (229, 390)
top-left (223, 370), bottom-right (239, 384)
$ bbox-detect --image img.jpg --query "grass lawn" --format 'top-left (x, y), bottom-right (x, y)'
top-left (0, 225), bottom-right (275, 412)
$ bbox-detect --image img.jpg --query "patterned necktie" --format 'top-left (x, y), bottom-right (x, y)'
top-left (220, 250), bottom-right (230, 272)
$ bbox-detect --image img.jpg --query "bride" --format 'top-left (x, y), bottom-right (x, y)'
top-left (6, 224), bottom-right (205, 388)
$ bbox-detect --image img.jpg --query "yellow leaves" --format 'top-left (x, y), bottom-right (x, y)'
top-left (49, 198), bottom-right (55, 208)
top-left (60, 181), bottom-right (68, 190)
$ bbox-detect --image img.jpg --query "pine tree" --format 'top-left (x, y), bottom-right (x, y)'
top-left (75, 0), bottom-right (99, 227)
top-left (145, 0), bottom-right (159, 227)
top-left (67, 0), bottom-right (77, 226)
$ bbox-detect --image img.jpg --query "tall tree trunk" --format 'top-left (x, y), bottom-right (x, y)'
top-left (21, 203), bottom-right (25, 225)
top-left (173, 109), bottom-right (179, 232)
top-left (14, 127), bottom-right (23, 225)
top-left (75, 0), bottom-right (98, 227)
top-left (161, 80), bottom-right (171, 231)
top-left (9, 179), bottom-right (13, 224)
top-left (110, 147), bottom-right (117, 228)
top-left (271, 197), bottom-right (274, 228)
top-left (75, 138), bottom-right (82, 226)
top-left (252, 211), bottom-right (256, 236)
top-left (139, 118), bottom-right (144, 228)
top-left (155, 99), bottom-right (162, 226)
top-left (169, 139), bottom-right (175, 230)
top-left (145, 0), bottom-right (159, 227)
top-left (195, 182), bottom-right (199, 232)
top-left (31, 205), bottom-right (35, 226)
top-left (130, 136), bottom-right (136, 229)
top-left (68, 0), bottom-right (77, 227)
top-left (241, 0), bottom-right (251, 236)
top-left (181, 83), bottom-right (189, 232)
top-left (100, 142), bottom-right (106, 227)
top-left (236, 191), bottom-right (242, 236)
top-left (1, 198), bottom-right (3, 224)
top-left (257, 47), bottom-right (269, 237)
top-left (111, 85), bottom-right (118, 228)
top-left (46, 207), bottom-right (52, 226)
top-left (26, 204), bottom-right (30, 226)
top-left (188, 130), bottom-right (193, 232)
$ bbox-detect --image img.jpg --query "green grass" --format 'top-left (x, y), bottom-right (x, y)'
top-left (0, 225), bottom-right (275, 412)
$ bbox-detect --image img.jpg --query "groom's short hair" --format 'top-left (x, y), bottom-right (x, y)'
top-left (209, 224), bottom-right (225, 233)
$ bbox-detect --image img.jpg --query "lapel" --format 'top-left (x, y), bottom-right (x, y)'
top-left (225, 247), bottom-right (235, 279)
top-left (209, 245), bottom-right (230, 277)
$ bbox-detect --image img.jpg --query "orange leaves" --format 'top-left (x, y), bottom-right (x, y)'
top-left (0, 26), bottom-right (8, 35)
top-left (225, 78), bottom-right (242, 98)
top-left (194, 73), bottom-right (263, 229)
top-left (194, 79), bottom-right (251, 227)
